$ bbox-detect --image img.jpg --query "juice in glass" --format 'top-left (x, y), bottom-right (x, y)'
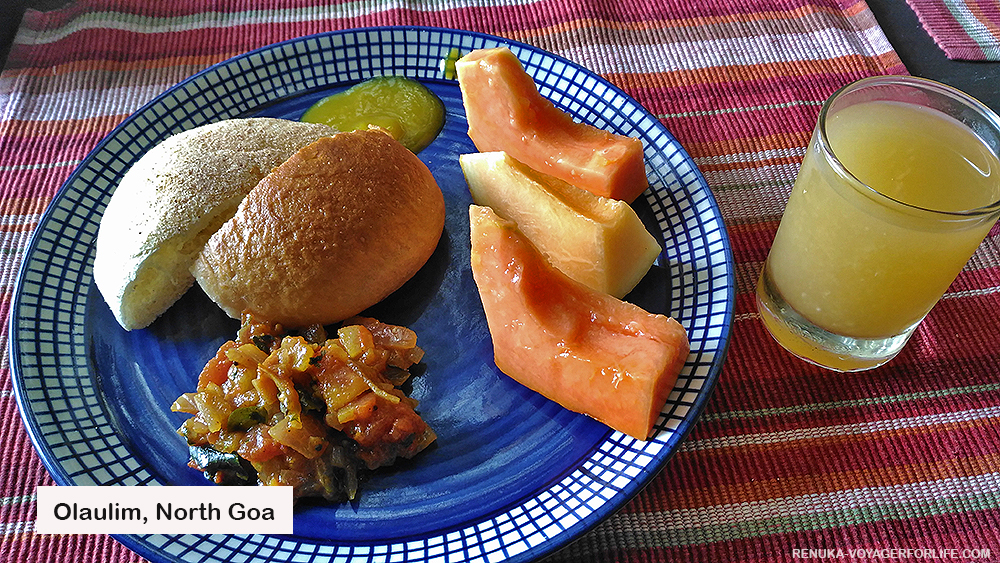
top-left (756, 77), bottom-right (1000, 371)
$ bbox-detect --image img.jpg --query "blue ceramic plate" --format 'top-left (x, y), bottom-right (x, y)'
top-left (10, 27), bottom-right (734, 563)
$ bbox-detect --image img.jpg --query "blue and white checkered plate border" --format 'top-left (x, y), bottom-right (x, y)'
top-left (9, 27), bottom-right (735, 563)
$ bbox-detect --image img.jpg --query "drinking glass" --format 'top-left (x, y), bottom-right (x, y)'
top-left (756, 76), bottom-right (1000, 371)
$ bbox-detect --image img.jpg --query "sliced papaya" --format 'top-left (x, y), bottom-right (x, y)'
top-left (469, 205), bottom-right (689, 440)
top-left (456, 47), bottom-right (649, 203)
top-left (461, 151), bottom-right (661, 298)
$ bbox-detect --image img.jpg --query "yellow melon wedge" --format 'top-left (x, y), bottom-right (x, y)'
top-left (461, 151), bottom-right (661, 299)
top-left (469, 205), bottom-right (690, 440)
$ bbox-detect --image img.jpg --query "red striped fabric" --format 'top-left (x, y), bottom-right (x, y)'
top-left (3, 1), bottom-right (999, 563)
top-left (907, 0), bottom-right (1000, 60)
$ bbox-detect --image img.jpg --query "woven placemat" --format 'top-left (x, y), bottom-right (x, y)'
top-left (3, 1), bottom-right (998, 562)
top-left (906, 0), bottom-right (1000, 60)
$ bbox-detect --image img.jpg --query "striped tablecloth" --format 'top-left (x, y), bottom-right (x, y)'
top-left (906, 0), bottom-right (1000, 60)
top-left (3, 1), bottom-right (999, 562)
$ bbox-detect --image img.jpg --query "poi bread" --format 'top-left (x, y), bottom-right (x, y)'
top-left (93, 118), bottom-right (340, 330)
top-left (191, 128), bottom-right (446, 327)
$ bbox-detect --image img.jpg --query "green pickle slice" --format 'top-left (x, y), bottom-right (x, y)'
top-left (301, 75), bottom-right (445, 153)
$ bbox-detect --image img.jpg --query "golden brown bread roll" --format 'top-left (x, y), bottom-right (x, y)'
top-left (93, 117), bottom-right (340, 330)
top-left (191, 128), bottom-right (446, 327)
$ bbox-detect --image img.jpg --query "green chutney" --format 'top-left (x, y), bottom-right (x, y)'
top-left (301, 76), bottom-right (445, 153)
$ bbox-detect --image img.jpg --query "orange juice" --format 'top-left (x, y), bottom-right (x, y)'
top-left (757, 78), bottom-right (1000, 371)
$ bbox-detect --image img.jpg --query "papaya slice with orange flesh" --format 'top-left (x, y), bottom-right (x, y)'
top-left (456, 47), bottom-right (649, 203)
top-left (469, 205), bottom-right (689, 440)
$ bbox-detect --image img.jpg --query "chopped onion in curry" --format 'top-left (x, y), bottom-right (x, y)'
top-left (171, 312), bottom-right (435, 501)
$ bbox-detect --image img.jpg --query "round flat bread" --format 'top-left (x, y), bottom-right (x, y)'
top-left (93, 117), bottom-right (339, 330)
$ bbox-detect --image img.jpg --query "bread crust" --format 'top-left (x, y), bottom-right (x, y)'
top-left (93, 118), bottom-right (340, 330)
top-left (191, 128), bottom-right (446, 327)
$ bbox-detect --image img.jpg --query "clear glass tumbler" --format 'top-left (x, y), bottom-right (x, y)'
top-left (756, 76), bottom-right (1000, 371)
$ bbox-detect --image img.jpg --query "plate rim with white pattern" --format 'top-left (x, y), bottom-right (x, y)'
top-left (9, 25), bottom-right (734, 563)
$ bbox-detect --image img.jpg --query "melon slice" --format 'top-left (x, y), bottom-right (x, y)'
top-left (469, 205), bottom-right (689, 440)
top-left (461, 151), bottom-right (661, 298)
top-left (456, 47), bottom-right (649, 203)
